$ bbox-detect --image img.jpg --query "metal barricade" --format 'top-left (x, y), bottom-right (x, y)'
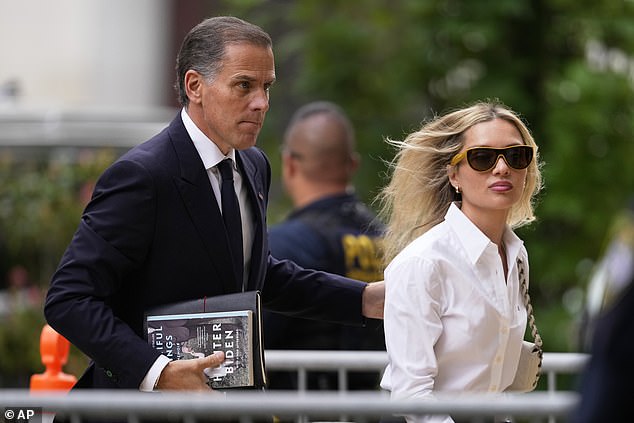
top-left (0, 389), bottom-right (580, 423)
top-left (264, 350), bottom-right (589, 393)
top-left (0, 351), bottom-right (589, 423)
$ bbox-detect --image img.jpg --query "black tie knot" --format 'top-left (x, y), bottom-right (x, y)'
top-left (218, 159), bottom-right (234, 182)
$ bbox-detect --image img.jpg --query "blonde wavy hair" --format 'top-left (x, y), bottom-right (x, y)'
top-left (376, 101), bottom-right (543, 265)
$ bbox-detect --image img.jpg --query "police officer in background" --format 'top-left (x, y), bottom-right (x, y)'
top-left (264, 101), bottom-right (385, 391)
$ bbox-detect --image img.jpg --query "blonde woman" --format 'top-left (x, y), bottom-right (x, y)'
top-left (378, 101), bottom-right (543, 423)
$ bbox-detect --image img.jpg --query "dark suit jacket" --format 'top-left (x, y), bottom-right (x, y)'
top-left (569, 279), bottom-right (634, 422)
top-left (44, 114), bottom-right (367, 390)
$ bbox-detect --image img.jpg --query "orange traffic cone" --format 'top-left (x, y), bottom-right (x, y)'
top-left (30, 324), bottom-right (77, 392)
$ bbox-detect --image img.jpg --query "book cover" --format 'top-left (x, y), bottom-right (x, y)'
top-left (145, 291), bottom-right (266, 388)
top-left (146, 309), bottom-right (254, 389)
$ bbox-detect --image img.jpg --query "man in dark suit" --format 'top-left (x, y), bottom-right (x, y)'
top-left (44, 16), bottom-right (384, 393)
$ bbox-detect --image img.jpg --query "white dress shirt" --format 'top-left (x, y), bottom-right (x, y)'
top-left (140, 109), bottom-right (254, 391)
top-left (180, 107), bottom-right (254, 283)
top-left (380, 202), bottom-right (528, 423)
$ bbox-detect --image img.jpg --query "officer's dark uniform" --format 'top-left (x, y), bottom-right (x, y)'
top-left (264, 192), bottom-right (385, 391)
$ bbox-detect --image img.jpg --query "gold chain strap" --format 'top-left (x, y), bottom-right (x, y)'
top-left (517, 258), bottom-right (543, 349)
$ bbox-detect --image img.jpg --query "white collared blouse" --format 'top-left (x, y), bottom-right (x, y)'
top-left (380, 202), bottom-right (529, 422)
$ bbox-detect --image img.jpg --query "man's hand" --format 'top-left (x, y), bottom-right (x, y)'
top-left (156, 351), bottom-right (225, 391)
top-left (362, 280), bottom-right (384, 319)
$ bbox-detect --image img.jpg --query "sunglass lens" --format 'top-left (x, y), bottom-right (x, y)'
top-left (507, 146), bottom-right (533, 169)
top-left (467, 149), bottom-right (497, 171)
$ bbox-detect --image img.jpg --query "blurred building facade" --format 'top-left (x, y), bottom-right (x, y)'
top-left (0, 0), bottom-right (174, 110)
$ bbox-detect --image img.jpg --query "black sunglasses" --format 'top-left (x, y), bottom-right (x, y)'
top-left (450, 145), bottom-right (534, 172)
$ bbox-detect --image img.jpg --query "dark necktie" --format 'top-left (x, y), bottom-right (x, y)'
top-left (217, 159), bottom-right (244, 291)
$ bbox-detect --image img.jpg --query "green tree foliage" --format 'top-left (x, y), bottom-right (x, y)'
top-left (222, 0), bottom-right (634, 353)
top-left (0, 149), bottom-right (117, 284)
top-left (0, 148), bottom-right (113, 385)
top-left (0, 307), bottom-right (45, 387)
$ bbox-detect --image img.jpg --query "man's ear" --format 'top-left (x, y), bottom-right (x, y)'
top-left (282, 151), bottom-right (298, 177)
top-left (184, 70), bottom-right (203, 105)
top-left (348, 152), bottom-right (361, 174)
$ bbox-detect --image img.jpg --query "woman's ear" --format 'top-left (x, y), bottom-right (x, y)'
top-left (447, 165), bottom-right (458, 189)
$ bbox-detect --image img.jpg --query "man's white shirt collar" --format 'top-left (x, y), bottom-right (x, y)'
top-left (181, 108), bottom-right (237, 169)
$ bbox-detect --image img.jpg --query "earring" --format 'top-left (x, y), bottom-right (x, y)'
top-left (454, 186), bottom-right (460, 194)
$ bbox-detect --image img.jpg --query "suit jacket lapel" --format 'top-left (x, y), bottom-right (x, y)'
top-left (168, 116), bottom-right (237, 294)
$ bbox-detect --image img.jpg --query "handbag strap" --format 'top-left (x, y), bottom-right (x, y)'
top-left (517, 258), bottom-right (543, 349)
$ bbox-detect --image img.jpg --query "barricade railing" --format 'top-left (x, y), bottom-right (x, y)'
top-left (2, 350), bottom-right (588, 423)
top-left (264, 350), bottom-right (589, 393)
top-left (0, 389), bottom-right (580, 423)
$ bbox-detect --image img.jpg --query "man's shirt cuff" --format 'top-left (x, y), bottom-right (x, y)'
top-left (140, 355), bottom-right (171, 391)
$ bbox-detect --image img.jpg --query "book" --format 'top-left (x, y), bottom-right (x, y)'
top-left (144, 290), bottom-right (266, 389)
